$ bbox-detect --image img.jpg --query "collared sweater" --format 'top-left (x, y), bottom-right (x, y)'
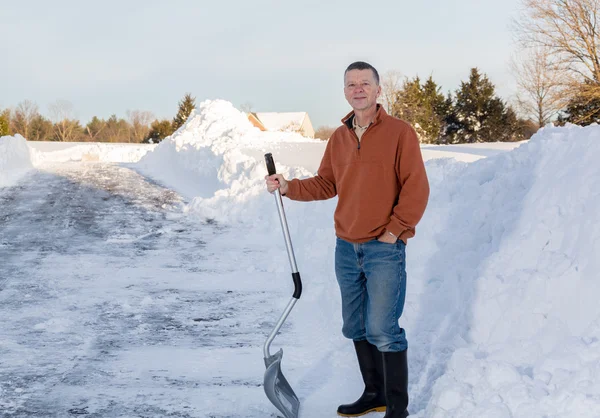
top-left (285, 106), bottom-right (430, 244)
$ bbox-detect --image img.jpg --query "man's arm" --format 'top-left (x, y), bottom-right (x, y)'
top-left (385, 127), bottom-right (430, 241)
top-left (266, 138), bottom-right (337, 201)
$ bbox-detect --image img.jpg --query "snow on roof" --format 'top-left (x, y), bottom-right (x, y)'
top-left (254, 112), bottom-right (307, 131)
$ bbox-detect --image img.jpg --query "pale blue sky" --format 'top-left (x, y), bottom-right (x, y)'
top-left (0, 0), bottom-right (523, 129)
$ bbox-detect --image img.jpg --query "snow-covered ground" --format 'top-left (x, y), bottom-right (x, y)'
top-left (1, 100), bottom-right (598, 418)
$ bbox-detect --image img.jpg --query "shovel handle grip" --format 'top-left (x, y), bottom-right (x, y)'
top-left (265, 153), bottom-right (277, 175)
top-left (292, 272), bottom-right (302, 299)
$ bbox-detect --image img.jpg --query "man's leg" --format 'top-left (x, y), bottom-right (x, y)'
top-left (334, 237), bottom-right (367, 342)
top-left (362, 240), bottom-right (409, 418)
top-left (334, 238), bottom-right (386, 417)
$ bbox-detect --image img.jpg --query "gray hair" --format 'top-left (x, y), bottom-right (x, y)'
top-left (344, 61), bottom-right (380, 85)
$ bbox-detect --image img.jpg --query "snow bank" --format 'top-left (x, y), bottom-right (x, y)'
top-left (135, 99), bottom-right (320, 214)
top-left (413, 124), bottom-right (600, 417)
top-left (133, 99), bottom-right (600, 417)
top-left (0, 135), bottom-right (33, 187)
top-left (420, 141), bottom-right (526, 163)
top-left (28, 142), bottom-right (155, 164)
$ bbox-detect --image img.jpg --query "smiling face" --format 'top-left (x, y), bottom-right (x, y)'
top-left (344, 69), bottom-right (381, 112)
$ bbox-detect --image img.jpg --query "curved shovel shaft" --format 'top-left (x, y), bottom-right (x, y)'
top-left (263, 295), bottom-right (298, 359)
top-left (263, 153), bottom-right (302, 418)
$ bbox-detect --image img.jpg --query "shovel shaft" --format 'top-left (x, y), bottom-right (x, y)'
top-left (265, 153), bottom-right (302, 299)
top-left (263, 296), bottom-right (298, 359)
top-left (274, 188), bottom-right (298, 274)
top-left (263, 191), bottom-right (302, 359)
top-left (273, 189), bottom-right (302, 298)
top-left (263, 153), bottom-right (304, 360)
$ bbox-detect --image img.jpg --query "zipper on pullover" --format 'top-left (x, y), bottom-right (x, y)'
top-left (347, 114), bottom-right (376, 151)
top-left (354, 124), bottom-right (372, 150)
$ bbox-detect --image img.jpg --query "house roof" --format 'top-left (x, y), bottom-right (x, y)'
top-left (253, 112), bottom-right (308, 131)
top-left (248, 113), bottom-right (266, 131)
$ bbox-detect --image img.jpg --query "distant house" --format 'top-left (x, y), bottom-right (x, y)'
top-left (248, 112), bottom-right (315, 138)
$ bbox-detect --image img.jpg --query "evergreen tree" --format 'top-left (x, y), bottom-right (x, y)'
top-left (1, 109), bottom-right (12, 136)
top-left (29, 115), bottom-right (53, 141)
top-left (172, 93), bottom-right (196, 131)
top-left (423, 77), bottom-right (447, 116)
top-left (446, 68), bottom-right (522, 143)
top-left (557, 82), bottom-right (600, 125)
top-left (502, 107), bottom-right (526, 142)
top-left (389, 76), bottom-right (446, 143)
top-left (438, 94), bottom-right (458, 144)
top-left (144, 119), bottom-right (174, 143)
top-left (85, 116), bottom-right (107, 142)
top-left (420, 76), bottom-right (446, 143)
top-left (390, 76), bottom-right (422, 129)
top-left (0, 113), bottom-right (9, 136)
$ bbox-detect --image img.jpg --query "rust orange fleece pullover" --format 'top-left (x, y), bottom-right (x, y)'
top-left (285, 106), bottom-right (429, 244)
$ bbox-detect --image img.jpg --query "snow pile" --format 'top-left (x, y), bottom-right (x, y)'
top-left (412, 124), bottom-right (600, 417)
top-left (420, 141), bottom-right (527, 163)
top-left (0, 135), bottom-right (33, 187)
top-left (135, 99), bottom-right (320, 218)
top-left (29, 142), bottom-right (155, 164)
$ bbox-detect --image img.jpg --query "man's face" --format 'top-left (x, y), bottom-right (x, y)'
top-left (344, 69), bottom-right (381, 112)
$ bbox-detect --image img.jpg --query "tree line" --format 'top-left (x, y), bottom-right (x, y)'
top-left (313, 67), bottom-right (535, 144)
top-left (0, 94), bottom-right (196, 144)
top-left (383, 67), bottom-right (534, 144)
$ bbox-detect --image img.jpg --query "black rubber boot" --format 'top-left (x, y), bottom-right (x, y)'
top-left (382, 350), bottom-right (409, 418)
top-left (337, 340), bottom-right (386, 417)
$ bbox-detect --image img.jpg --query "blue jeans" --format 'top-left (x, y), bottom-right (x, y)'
top-left (335, 237), bottom-right (408, 352)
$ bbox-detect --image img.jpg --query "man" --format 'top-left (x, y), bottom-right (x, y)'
top-left (265, 61), bottom-right (429, 417)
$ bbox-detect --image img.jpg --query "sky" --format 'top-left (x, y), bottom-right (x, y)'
top-left (2, 101), bottom-right (599, 417)
top-left (0, 0), bottom-right (524, 129)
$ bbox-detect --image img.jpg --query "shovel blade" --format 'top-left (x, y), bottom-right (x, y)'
top-left (264, 349), bottom-right (300, 418)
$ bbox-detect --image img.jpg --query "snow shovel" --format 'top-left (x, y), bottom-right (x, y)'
top-left (263, 153), bottom-right (302, 418)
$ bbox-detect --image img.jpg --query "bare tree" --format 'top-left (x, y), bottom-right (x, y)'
top-left (127, 110), bottom-right (154, 143)
top-left (48, 100), bottom-right (80, 141)
top-left (239, 102), bottom-right (254, 113)
top-left (514, 0), bottom-right (600, 102)
top-left (314, 126), bottom-right (336, 140)
top-left (510, 47), bottom-right (565, 126)
top-left (379, 70), bottom-right (403, 113)
top-left (13, 100), bottom-right (40, 139)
